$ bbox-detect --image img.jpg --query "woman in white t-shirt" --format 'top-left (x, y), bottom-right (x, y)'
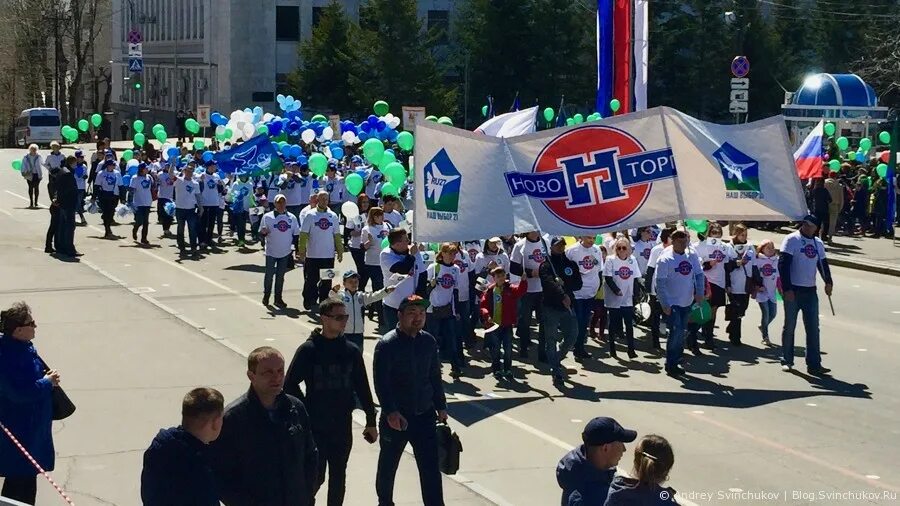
top-left (603, 238), bottom-right (643, 359)
top-left (361, 206), bottom-right (392, 322)
top-left (751, 239), bottom-right (779, 345)
top-left (692, 222), bottom-right (733, 350)
top-left (427, 243), bottom-right (464, 378)
top-left (725, 224), bottom-right (754, 346)
top-left (346, 193), bottom-right (371, 277)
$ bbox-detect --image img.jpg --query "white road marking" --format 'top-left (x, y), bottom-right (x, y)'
top-left (208, 308), bottom-right (217, 311)
top-left (852, 284), bottom-right (860, 288)
top-left (867, 475), bottom-right (881, 480)
top-left (858, 348), bottom-right (868, 352)
top-left (691, 410), bottom-right (705, 414)
top-left (124, 264), bottom-right (131, 267)
top-left (806, 403), bottom-right (817, 407)
top-left (129, 287), bottom-right (156, 294)
top-left (570, 419), bottom-right (582, 423)
top-left (892, 311), bottom-right (900, 315)
top-left (0, 208), bottom-right (12, 217)
top-left (264, 338), bottom-right (275, 342)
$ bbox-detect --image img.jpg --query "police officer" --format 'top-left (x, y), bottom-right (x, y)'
top-left (778, 215), bottom-right (834, 375)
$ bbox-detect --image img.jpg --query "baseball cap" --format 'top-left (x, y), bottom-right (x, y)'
top-left (138, 162), bottom-right (147, 170)
top-left (802, 214), bottom-right (820, 227)
top-left (550, 236), bottom-right (566, 248)
top-left (488, 237), bottom-right (502, 244)
top-left (273, 194), bottom-right (286, 203)
top-left (74, 150), bottom-right (84, 158)
top-left (398, 295), bottom-right (430, 312)
top-left (582, 417), bottom-right (637, 447)
top-left (343, 270), bottom-right (360, 280)
top-left (102, 159), bottom-right (116, 167)
top-left (204, 160), bottom-right (217, 168)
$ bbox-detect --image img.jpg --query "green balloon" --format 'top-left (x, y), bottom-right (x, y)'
top-left (257, 125), bottom-right (269, 136)
top-left (379, 150), bottom-right (397, 168)
top-left (224, 128), bottom-right (233, 139)
top-left (859, 138), bottom-right (872, 152)
top-left (77, 119), bottom-right (89, 132)
top-left (566, 118), bottom-right (574, 126)
top-left (380, 182), bottom-right (399, 197)
top-left (11, 159), bottom-right (22, 171)
top-left (836, 136), bottom-right (849, 151)
top-left (685, 219), bottom-right (708, 234)
top-left (362, 138), bottom-right (385, 166)
top-left (397, 131), bottom-right (415, 151)
top-left (155, 130), bottom-right (167, 142)
top-left (309, 153), bottom-right (328, 177)
top-left (374, 100), bottom-right (389, 116)
top-left (846, 150), bottom-right (856, 160)
top-left (134, 133), bottom-right (146, 146)
top-left (543, 107), bottom-right (555, 122)
top-left (345, 173), bottom-right (364, 196)
top-left (573, 113), bottom-right (584, 124)
top-left (425, 115), bottom-right (438, 122)
top-left (383, 162), bottom-right (406, 185)
top-left (610, 99), bottom-right (621, 113)
top-left (193, 140), bottom-right (205, 151)
top-left (879, 131), bottom-right (891, 144)
top-left (122, 149), bottom-right (134, 161)
top-left (381, 237), bottom-right (390, 249)
top-left (311, 114), bottom-right (328, 124)
top-left (876, 163), bottom-right (888, 178)
top-left (133, 120), bottom-right (145, 133)
top-left (824, 122), bottom-right (836, 137)
top-left (90, 113), bottom-right (102, 127)
top-left (689, 300), bottom-right (712, 325)
top-left (481, 105), bottom-right (488, 117)
top-left (828, 159), bottom-right (841, 172)
top-left (186, 119), bottom-right (200, 134)
top-left (437, 116), bottom-right (453, 126)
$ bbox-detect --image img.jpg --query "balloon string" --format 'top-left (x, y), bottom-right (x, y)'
top-left (0, 421), bottom-right (76, 506)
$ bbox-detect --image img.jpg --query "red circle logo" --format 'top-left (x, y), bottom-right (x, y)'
top-left (533, 126), bottom-right (649, 229)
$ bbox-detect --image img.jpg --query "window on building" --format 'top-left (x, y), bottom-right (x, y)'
top-left (252, 92), bottom-right (275, 102)
top-left (427, 10), bottom-right (449, 45)
top-left (276, 6), bottom-right (300, 41)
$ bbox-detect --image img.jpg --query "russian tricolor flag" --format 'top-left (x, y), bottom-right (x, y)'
top-left (794, 120), bottom-right (825, 180)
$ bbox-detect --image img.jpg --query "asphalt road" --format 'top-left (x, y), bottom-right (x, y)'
top-left (1, 147), bottom-right (899, 506)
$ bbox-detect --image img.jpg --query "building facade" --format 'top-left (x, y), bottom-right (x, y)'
top-left (109, 0), bottom-right (457, 133)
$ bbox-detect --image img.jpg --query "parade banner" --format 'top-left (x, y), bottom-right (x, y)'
top-left (213, 134), bottom-right (283, 174)
top-left (413, 107), bottom-right (807, 242)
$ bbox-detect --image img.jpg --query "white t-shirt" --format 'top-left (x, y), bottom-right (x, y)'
top-left (780, 231), bottom-right (826, 288)
top-left (261, 211), bottom-right (300, 258)
top-left (157, 171), bottom-right (175, 200)
top-left (282, 174), bottom-right (309, 206)
top-left (74, 164), bottom-right (87, 190)
top-left (728, 242), bottom-right (755, 294)
top-left (510, 237), bottom-right (548, 294)
top-left (462, 241), bottom-right (482, 265)
top-left (97, 170), bottom-right (121, 193)
top-left (300, 208), bottom-right (340, 259)
top-left (365, 168), bottom-right (383, 198)
top-left (656, 249), bottom-right (703, 308)
top-left (381, 248), bottom-right (425, 309)
top-left (473, 250), bottom-right (511, 285)
top-left (265, 174), bottom-right (282, 203)
top-left (320, 176), bottom-right (345, 204)
top-left (346, 215), bottom-right (367, 249)
top-left (603, 255), bottom-right (642, 309)
top-left (566, 244), bottom-right (603, 300)
top-left (362, 223), bottom-right (391, 265)
top-left (198, 173), bottom-right (222, 207)
top-left (633, 240), bottom-right (656, 274)
top-left (384, 210), bottom-right (403, 229)
top-left (130, 174), bottom-right (154, 207)
top-left (453, 252), bottom-right (472, 302)
top-left (694, 238), bottom-right (733, 288)
top-left (427, 263), bottom-right (459, 312)
top-left (174, 177), bottom-right (201, 209)
top-left (753, 254), bottom-right (779, 303)
top-left (647, 243), bottom-right (667, 295)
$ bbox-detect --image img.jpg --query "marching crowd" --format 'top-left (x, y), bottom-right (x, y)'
top-left (2, 138), bottom-right (838, 506)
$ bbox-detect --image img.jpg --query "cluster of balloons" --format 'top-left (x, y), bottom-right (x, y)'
top-left (60, 125), bottom-right (80, 143)
top-left (276, 94), bottom-right (301, 113)
top-left (59, 113), bottom-right (105, 144)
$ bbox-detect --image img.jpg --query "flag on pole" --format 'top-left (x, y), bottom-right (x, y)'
top-left (487, 95), bottom-right (495, 118)
top-left (596, 0), bottom-right (614, 116)
top-left (633, 0), bottom-right (649, 111)
top-left (213, 134), bottom-right (283, 175)
top-left (474, 107), bottom-right (537, 138)
top-left (793, 120), bottom-right (825, 179)
top-left (612, 0), bottom-right (632, 114)
top-left (509, 93), bottom-right (520, 112)
top-left (555, 97), bottom-right (568, 128)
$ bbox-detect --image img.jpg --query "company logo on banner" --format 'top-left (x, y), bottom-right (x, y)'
top-left (713, 142), bottom-right (762, 198)
top-left (504, 126), bottom-right (676, 228)
top-left (424, 148), bottom-right (462, 220)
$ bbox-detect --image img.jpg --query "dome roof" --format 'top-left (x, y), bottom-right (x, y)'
top-left (795, 73), bottom-right (877, 107)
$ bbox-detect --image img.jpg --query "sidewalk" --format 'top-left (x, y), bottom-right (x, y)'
top-left (749, 225), bottom-right (900, 277)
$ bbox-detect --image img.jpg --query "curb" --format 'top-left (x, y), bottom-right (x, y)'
top-left (828, 257), bottom-right (900, 278)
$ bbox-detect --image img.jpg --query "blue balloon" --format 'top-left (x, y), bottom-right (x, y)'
top-left (297, 155), bottom-right (308, 166)
top-left (127, 164), bottom-right (138, 176)
top-left (164, 201), bottom-right (176, 217)
top-left (367, 115), bottom-right (378, 125)
top-left (358, 131), bottom-right (369, 141)
top-left (332, 147), bottom-right (344, 159)
top-left (75, 165), bottom-right (85, 178)
top-left (386, 129), bottom-right (399, 142)
top-left (377, 120), bottom-right (386, 132)
top-left (281, 143), bottom-right (292, 156)
top-left (167, 147), bottom-right (180, 160)
top-left (356, 169), bottom-right (368, 179)
top-left (268, 121), bottom-right (283, 137)
top-left (360, 122), bottom-right (372, 133)
top-left (286, 110), bottom-right (302, 120)
top-left (287, 121), bottom-right (301, 133)
top-left (122, 174), bottom-right (132, 186)
top-left (856, 152), bottom-right (866, 163)
top-left (202, 151), bottom-right (214, 163)
top-left (276, 94), bottom-right (286, 104)
top-left (211, 113), bottom-right (227, 126)
top-left (312, 123), bottom-right (325, 136)
top-left (289, 145), bottom-right (302, 159)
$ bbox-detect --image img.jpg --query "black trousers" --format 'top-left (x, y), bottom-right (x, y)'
top-left (200, 205), bottom-right (218, 245)
top-left (313, 422), bottom-right (353, 506)
top-left (45, 206), bottom-right (60, 250)
top-left (2, 475), bottom-right (38, 505)
top-left (303, 257), bottom-right (335, 309)
top-left (99, 191), bottom-right (118, 233)
top-left (26, 176), bottom-right (40, 206)
top-left (157, 197), bottom-right (174, 230)
top-left (725, 293), bottom-right (750, 344)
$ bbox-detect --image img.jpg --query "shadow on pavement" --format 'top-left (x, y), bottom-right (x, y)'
top-left (225, 263), bottom-right (267, 273)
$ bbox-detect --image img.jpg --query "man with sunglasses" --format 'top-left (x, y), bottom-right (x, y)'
top-left (284, 298), bottom-right (377, 506)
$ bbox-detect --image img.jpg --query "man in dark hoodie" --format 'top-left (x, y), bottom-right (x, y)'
top-left (284, 298), bottom-right (378, 506)
top-left (556, 417), bottom-right (637, 506)
top-left (540, 236), bottom-right (583, 385)
top-left (140, 387), bottom-right (224, 506)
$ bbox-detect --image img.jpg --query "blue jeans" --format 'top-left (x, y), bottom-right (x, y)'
top-left (516, 291), bottom-right (543, 352)
top-left (133, 205), bottom-right (150, 240)
top-left (573, 298), bottom-right (593, 352)
top-left (758, 299), bottom-right (777, 340)
top-left (263, 254), bottom-right (290, 299)
top-left (608, 307), bottom-right (635, 353)
top-left (665, 305), bottom-right (691, 369)
top-left (542, 306), bottom-right (577, 377)
top-left (427, 314), bottom-right (462, 369)
top-left (346, 333), bottom-right (364, 352)
top-left (487, 326), bottom-right (513, 372)
top-left (781, 288), bottom-right (820, 368)
top-left (376, 411), bottom-right (443, 506)
top-left (175, 208), bottom-right (198, 250)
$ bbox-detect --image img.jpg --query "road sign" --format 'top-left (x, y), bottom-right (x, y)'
top-left (127, 30), bottom-right (143, 44)
top-left (731, 56), bottom-right (750, 78)
top-left (128, 58), bottom-right (144, 73)
top-left (128, 43), bottom-right (143, 57)
top-left (197, 105), bottom-right (211, 128)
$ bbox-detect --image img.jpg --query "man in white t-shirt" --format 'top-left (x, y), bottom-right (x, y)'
top-left (565, 236), bottom-right (603, 360)
top-left (259, 194), bottom-right (301, 308)
top-left (299, 191), bottom-right (343, 311)
top-left (379, 228), bottom-right (427, 331)
top-left (644, 228), bottom-right (674, 349)
top-left (655, 230), bottom-right (705, 376)
top-left (129, 163), bottom-right (155, 246)
top-left (156, 165), bottom-right (176, 236)
top-left (173, 164), bottom-right (202, 257)
top-left (778, 215), bottom-right (833, 375)
top-left (510, 231), bottom-right (549, 361)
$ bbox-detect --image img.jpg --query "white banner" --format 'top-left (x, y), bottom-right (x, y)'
top-left (412, 107), bottom-right (806, 242)
top-left (402, 106), bottom-right (426, 132)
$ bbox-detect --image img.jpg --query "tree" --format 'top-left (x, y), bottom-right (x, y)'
top-left (359, 0), bottom-right (457, 118)
top-left (63, 0), bottom-right (104, 122)
top-left (289, 1), bottom-right (369, 116)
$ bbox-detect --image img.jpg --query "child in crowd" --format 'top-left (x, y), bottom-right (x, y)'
top-left (605, 434), bottom-right (678, 505)
top-left (329, 270), bottom-right (393, 352)
top-left (480, 267), bottom-right (528, 380)
top-left (751, 239), bottom-right (779, 346)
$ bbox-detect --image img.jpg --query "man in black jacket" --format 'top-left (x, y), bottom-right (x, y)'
top-left (210, 347), bottom-right (319, 506)
top-left (47, 157), bottom-right (79, 257)
top-left (540, 237), bottom-right (583, 385)
top-left (373, 295), bottom-right (448, 506)
top-left (141, 387), bottom-right (224, 506)
top-left (285, 298), bottom-right (378, 506)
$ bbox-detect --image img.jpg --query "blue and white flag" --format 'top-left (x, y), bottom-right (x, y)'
top-left (213, 135), bottom-right (283, 175)
top-left (414, 107), bottom-right (807, 242)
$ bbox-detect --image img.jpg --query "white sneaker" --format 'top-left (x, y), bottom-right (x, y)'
top-left (781, 364), bottom-right (792, 372)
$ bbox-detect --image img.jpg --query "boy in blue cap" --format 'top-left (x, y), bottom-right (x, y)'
top-left (556, 417), bottom-right (637, 506)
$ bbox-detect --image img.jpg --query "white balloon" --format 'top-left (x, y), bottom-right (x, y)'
top-left (323, 127), bottom-right (334, 139)
top-left (301, 129), bottom-right (316, 144)
top-left (230, 110), bottom-right (242, 121)
top-left (242, 123), bottom-right (255, 140)
top-left (263, 113), bottom-right (274, 122)
top-left (341, 131), bottom-right (355, 145)
top-left (341, 201), bottom-right (359, 220)
top-left (160, 143), bottom-right (172, 161)
top-left (127, 159), bottom-right (140, 169)
top-left (389, 117), bottom-right (401, 129)
top-left (215, 125), bottom-right (225, 136)
top-left (384, 113), bottom-right (395, 122)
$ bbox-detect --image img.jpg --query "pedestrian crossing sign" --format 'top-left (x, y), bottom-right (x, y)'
top-left (128, 58), bottom-right (144, 73)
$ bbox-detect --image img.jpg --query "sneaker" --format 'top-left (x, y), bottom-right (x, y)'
top-left (807, 366), bottom-right (831, 376)
top-left (701, 341), bottom-right (715, 351)
top-left (141, 239), bottom-right (150, 246)
top-left (493, 371), bottom-right (503, 381)
top-left (761, 337), bottom-right (771, 346)
top-left (274, 299), bottom-right (288, 309)
top-left (552, 373), bottom-right (564, 385)
top-left (237, 240), bottom-right (245, 247)
top-left (782, 364), bottom-right (793, 372)
top-left (450, 368), bottom-right (462, 379)
top-left (502, 370), bottom-right (513, 379)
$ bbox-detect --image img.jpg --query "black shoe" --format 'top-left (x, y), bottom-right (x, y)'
top-left (450, 368), bottom-right (462, 379)
top-left (807, 366), bottom-right (831, 376)
top-left (552, 373), bottom-right (564, 385)
top-left (537, 353), bottom-right (548, 364)
top-left (691, 345), bottom-right (704, 356)
top-left (666, 366), bottom-right (685, 376)
top-left (518, 348), bottom-right (529, 359)
top-left (274, 299), bottom-right (288, 309)
top-left (627, 350), bottom-right (638, 359)
top-left (730, 339), bottom-right (743, 347)
top-left (701, 341), bottom-right (715, 350)
top-left (262, 294), bottom-right (270, 306)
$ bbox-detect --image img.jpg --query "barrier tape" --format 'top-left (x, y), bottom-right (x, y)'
top-left (0, 421), bottom-right (75, 506)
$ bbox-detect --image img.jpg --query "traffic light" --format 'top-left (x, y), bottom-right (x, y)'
top-left (131, 74), bottom-right (142, 90)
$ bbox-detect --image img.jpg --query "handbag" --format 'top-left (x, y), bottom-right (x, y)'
top-left (38, 358), bottom-right (76, 420)
top-left (436, 421), bottom-right (462, 475)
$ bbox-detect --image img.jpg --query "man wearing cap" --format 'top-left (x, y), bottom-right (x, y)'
top-left (556, 417), bottom-right (636, 506)
top-left (260, 194), bottom-right (301, 307)
top-left (198, 161), bottom-right (224, 249)
top-left (380, 228), bottom-right (428, 332)
top-left (373, 295), bottom-right (447, 506)
top-left (93, 159), bottom-right (122, 239)
top-left (540, 236), bottom-right (583, 385)
top-left (655, 230), bottom-right (706, 376)
top-left (174, 163), bottom-right (202, 257)
top-left (299, 191), bottom-right (344, 311)
top-left (778, 215), bottom-right (834, 375)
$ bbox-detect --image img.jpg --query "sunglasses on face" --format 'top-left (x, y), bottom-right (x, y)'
top-left (616, 246), bottom-right (628, 251)
top-left (324, 314), bottom-right (349, 322)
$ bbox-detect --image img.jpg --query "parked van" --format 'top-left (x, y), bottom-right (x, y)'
top-left (15, 108), bottom-right (62, 147)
